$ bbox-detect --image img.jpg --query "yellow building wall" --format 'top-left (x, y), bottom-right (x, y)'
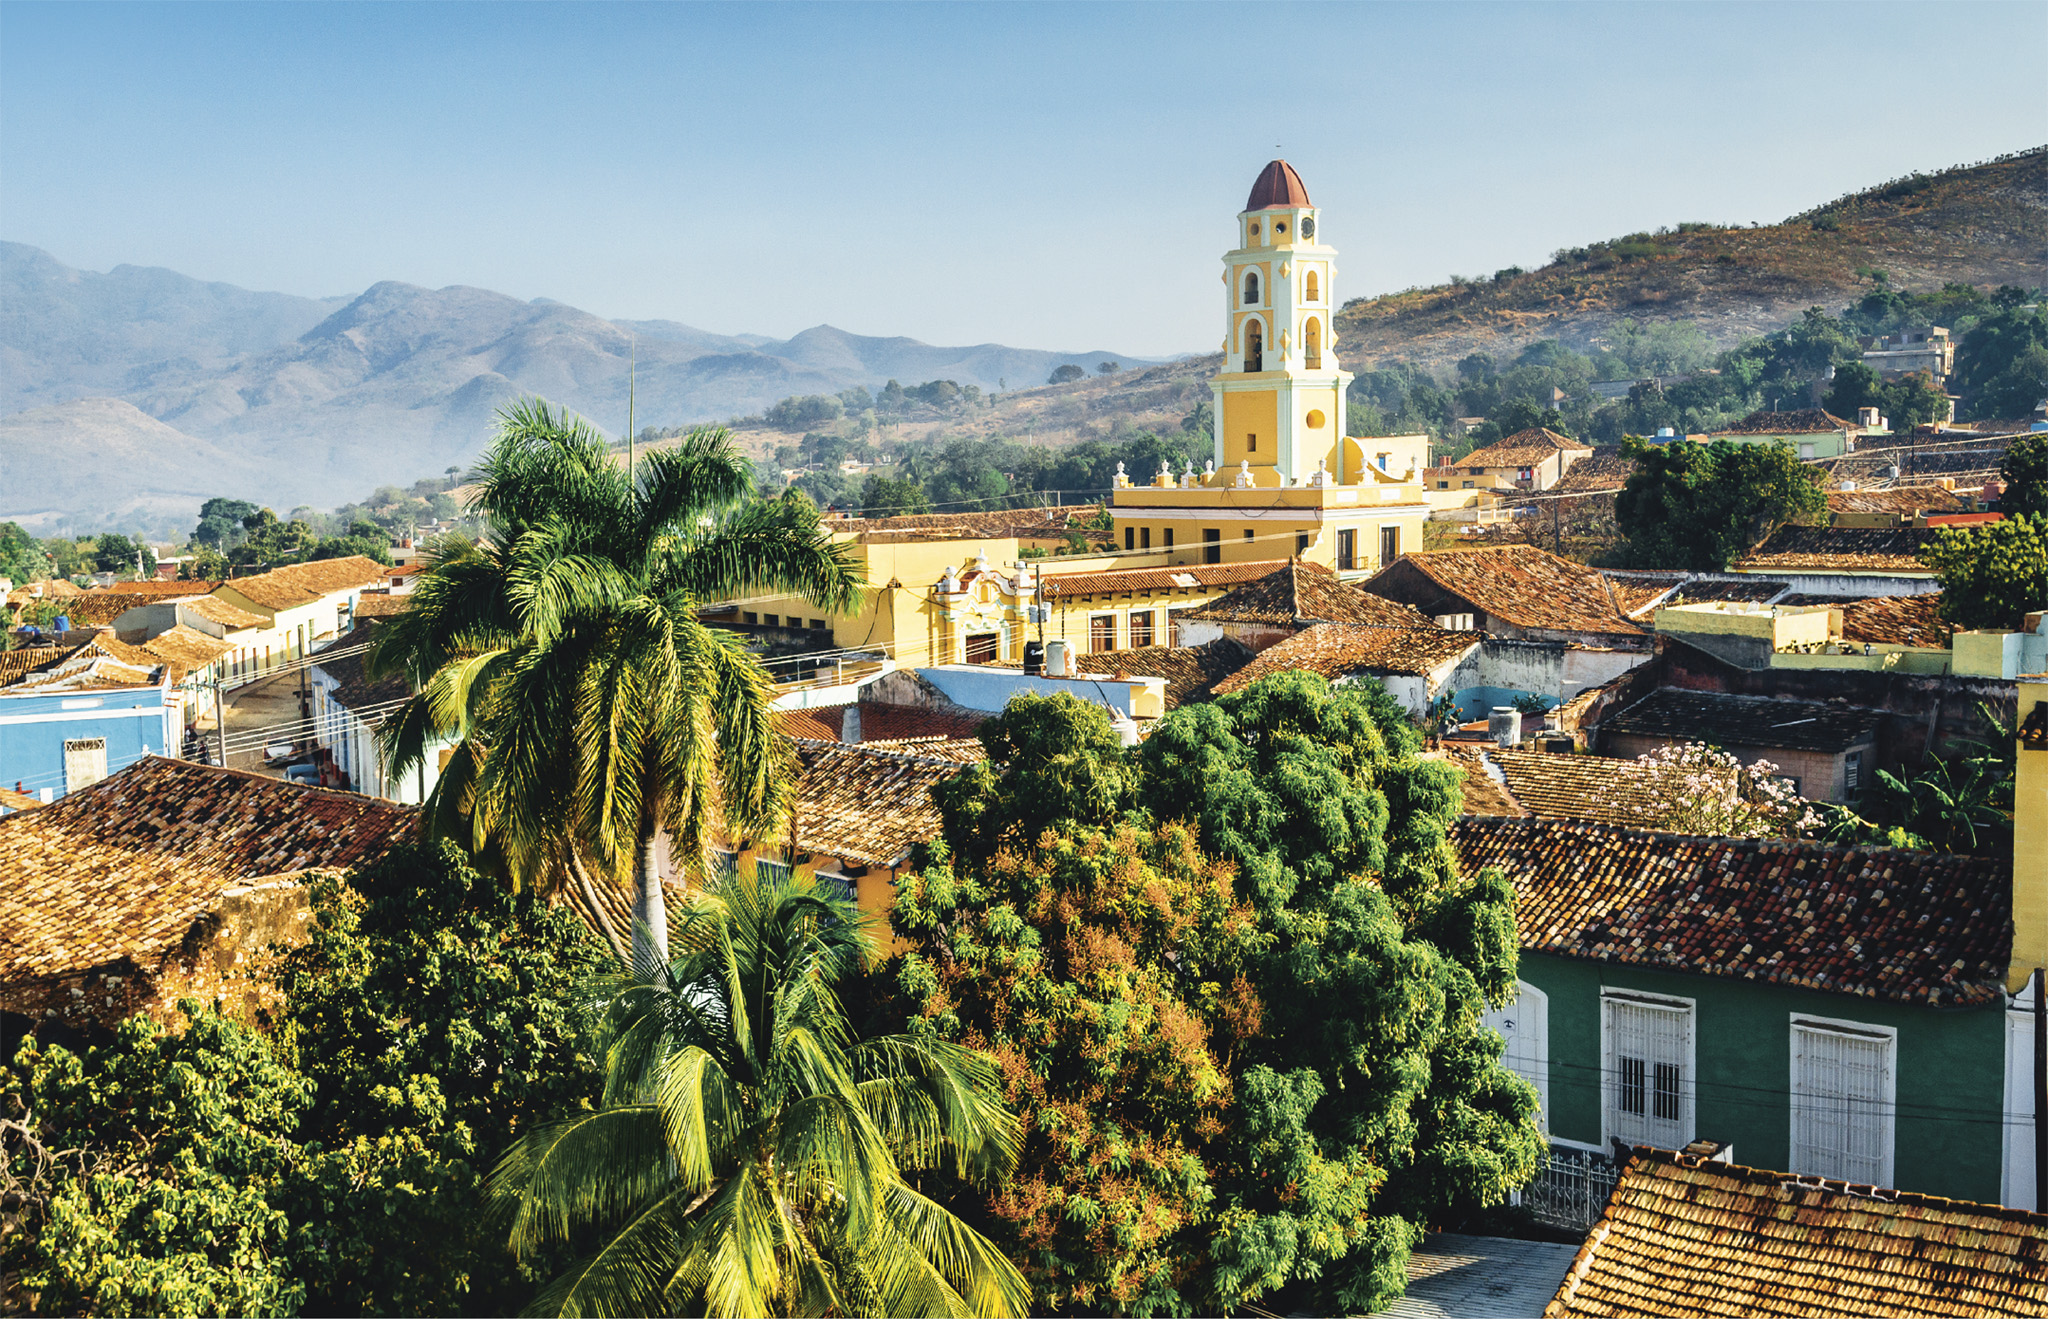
top-left (1221, 390), bottom-right (1280, 471)
top-left (2012, 680), bottom-right (2048, 992)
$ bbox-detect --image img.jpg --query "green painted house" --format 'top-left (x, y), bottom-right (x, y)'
top-left (1453, 817), bottom-right (2028, 1208)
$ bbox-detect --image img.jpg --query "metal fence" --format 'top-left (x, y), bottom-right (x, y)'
top-left (1522, 1146), bottom-right (1622, 1232)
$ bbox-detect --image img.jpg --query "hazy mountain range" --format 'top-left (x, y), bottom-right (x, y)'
top-left (0, 240), bottom-right (1149, 532)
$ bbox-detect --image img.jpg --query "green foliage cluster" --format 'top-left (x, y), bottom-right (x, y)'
top-left (0, 521), bottom-right (50, 585)
top-left (492, 868), bottom-right (1029, 1318)
top-left (1612, 435), bottom-right (1827, 569)
top-left (1822, 363), bottom-right (1947, 431)
top-left (2000, 433), bottom-right (2048, 522)
top-left (0, 843), bottom-right (607, 1316)
top-left (891, 681), bottom-right (1539, 1315)
top-left (1953, 305), bottom-right (2048, 421)
top-left (1926, 514), bottom-right (2048, 632)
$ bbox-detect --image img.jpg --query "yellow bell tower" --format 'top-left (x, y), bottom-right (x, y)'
top-left (1214, 159), bottom-right (1353, 487)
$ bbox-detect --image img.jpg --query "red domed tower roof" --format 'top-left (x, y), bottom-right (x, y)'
top-left (1245, 159), bottom-right (1312, 210)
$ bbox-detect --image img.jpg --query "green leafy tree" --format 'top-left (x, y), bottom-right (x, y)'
top-left (193, 497), bottom-right (259, 549)
top-left (232, 509), bottom-right (318, 567)
top-left (307, 534), bottom-right (392, 564)
top-left (2000, 433), bottom-right (2048, 520)
top-left (0, 521), bottom-right (46, 584)
top-left (1823, 360), bottom-right (1885, 417)
top-left (1048, 364), bottom-right (1086, 384)
top-left (273, 843), bottom-right (609, 1314)
top-left (861, 472), bottom-right (932, 517)
top-left (766, 393), bottom-right (847, 431)
top-left (1613, 435), bottom-right (1827, 569)
top-left (492, 867), bottom-right (1029, 1318)
top-left (0, 843), bottom-right (611, 1318)
top-left (1955, 306), bottom-right (2048, 419)
top-left (1926, 514), bottom-right (2048, 631)
top-left (372, 401), bottom-right (861, 969)
top-left (89, 532), bottom-right (154, 577)
top-left (181, 547), bottom-right (229, 580)
top-left (895, 683), bottom-right (1537, 1315)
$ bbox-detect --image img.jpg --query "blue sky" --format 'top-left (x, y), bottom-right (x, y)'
top-left (3, 1), bottom-right (2042, 357)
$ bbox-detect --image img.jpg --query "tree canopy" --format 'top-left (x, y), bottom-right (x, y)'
top-left (891, 681), bottom-right (1538, 1314)
top-left (1612, 435), bottom-right (1827, 569)
top-left (1926, 514), bottom-right (2048, 631)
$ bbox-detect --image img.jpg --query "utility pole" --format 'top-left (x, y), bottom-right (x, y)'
top-left (1553, 496), bottom-right (1562, 555)
top-left (212, 673), bottom-right (227, 768)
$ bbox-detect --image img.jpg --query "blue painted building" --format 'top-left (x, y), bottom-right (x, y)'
top-left (0, 644), bottom-right (177, 801)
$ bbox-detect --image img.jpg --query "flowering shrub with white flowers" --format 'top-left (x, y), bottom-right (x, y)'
top-left (1589, 741), bottom-right (1821, 838)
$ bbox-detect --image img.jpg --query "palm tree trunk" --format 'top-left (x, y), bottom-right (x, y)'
top-left (632, 819), bottom-right (669, 972)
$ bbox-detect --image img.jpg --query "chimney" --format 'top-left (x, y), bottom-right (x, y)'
top-left (2014, 681), bottom-right (2047, 992)
top-left (840, 705), bottom-right (862, 745)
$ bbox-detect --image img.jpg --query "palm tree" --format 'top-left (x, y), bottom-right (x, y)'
top-left (490, 869), bottom-right (1030, 1318)
top-left (374, 400), bottom-right (862, 966)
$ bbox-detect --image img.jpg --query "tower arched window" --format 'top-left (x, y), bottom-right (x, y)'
top-left (1244, 272), bottom-right (1260, 306)
top-left (1306, 271), bottom-right (1319, 302)
top-left (1305, 318), bottom-right (1322, 369)
top-left (1244, 319), bottom-right (1263, 372)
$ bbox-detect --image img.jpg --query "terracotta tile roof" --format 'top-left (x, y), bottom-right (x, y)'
top-left (1667, 577), bottom-right (1791, 603)
top-left (141, 624), bottom-right (234, 668)
top-left (1601, 573), bottom-right (1685, 617)
top-left (1369, 546), bottom-right (1644, 637)
top-left (103, 578), bottom-right (221, 596)
top-left (1435, 748), bottom-right (1528, 817)
top-left (1181, 560), bottom-right (1435, 628)
top-left (1451, 816), bottom-right (2011, 1007)
top-left (1040, 557), bottom-right (1295, 600)
top-left (789, 739), bottom-right (966, 866)
top-left (1712, 408), bottom-right (1857, 436)
top-left (1735, 525), bottom-right (1938, 574)
top-left (1550, 452), bottom-right (1634, 494)
top-left (216, 556), bottom-right (387, 612)
top-left (0, 787), bottom-right (43, 814)
top-left (351, 592), bottom-right (413, 619)
top-left (0, 645), bottom-right (80, 687)
top-left (1212, 622), bottom-right (1479, 695)
top-left (1824, 485), bottom-right (1971, 515)
top-left (179, 594), bottom-right (270, 630)
top-left (54, 591), bottom-right (164, 627)
top-left (1605, 689), bottom-right (1880, 753)
top-left (1772, 591), bottom-right (1956, 647)
top-left (1545, 1146), bottom-right (2048, 1317)
top-left (1059, 639), bottom-right (1253, 709)
top-left (1481, 749), bottom-right (1678, 826)
top-left (4, 637), bottom-right (165, 692)
top-left (775, 701), bottom-right (989, 744)
top-left (1457, 428), bottom-right (1592, 468)
top-left (0, 757), bottom-right (415, 1019)
top-left (314, 623), bottom-right (410, 719)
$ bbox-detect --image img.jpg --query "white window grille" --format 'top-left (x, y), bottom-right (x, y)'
top-left (1603, 991), bottom-right (1694, 1151)
top-left (811, 869), bottom-right (857, 904)
top-left (1482, 980), bottom-right (1550, 1131)
top-left (1789, 1016), bottom-right (1895, 1186)
top-left (753, 858), bottom-right (793, 884)
top-left (63, 737), bottom-right (108, 795)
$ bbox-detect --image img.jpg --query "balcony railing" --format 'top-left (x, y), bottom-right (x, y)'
top-left (1520, 1146), bottom-right (1621, 1232)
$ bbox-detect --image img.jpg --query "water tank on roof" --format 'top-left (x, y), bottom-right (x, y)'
top-left (52, 616), bottom-right (69, 633)
top-left (1023, 641), bottom-right (1045, 676)
top-left (1488, 706), bottom-right (1522, 748)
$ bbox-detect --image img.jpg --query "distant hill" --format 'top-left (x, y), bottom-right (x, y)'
top-left (1333, 147), bottom-right (2048, 370)
top-left (0, 244), bottom-right (1147, 530)
top-left (0, 240), bottom-right (348, 416)
top-left (0, 398), bottom-right (261, 533)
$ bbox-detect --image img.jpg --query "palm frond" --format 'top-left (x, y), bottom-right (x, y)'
top-left (490, 1105), bottom-right (671, 1256)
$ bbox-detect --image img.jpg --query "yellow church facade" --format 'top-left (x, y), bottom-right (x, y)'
top-left (1109, 159), bottom-right (1428, 580)
top-left (735, 160), bottom-right (1428, 668)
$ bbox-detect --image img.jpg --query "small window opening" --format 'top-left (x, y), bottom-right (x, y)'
top-left (1306, 270), bottom-right (1319, 301)
top-left (1244, 272), bottom-right (1260, 305)
top-left (1244, 320), bottom-right (1263, 371)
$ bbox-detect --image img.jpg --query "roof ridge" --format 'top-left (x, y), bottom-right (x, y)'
top-left (1458, 810), bottom-right (2003, 864)
top-left (787, 736), bottom-right (976, 769)
top-left (1634, 1146), bottom-right (2048, 1226)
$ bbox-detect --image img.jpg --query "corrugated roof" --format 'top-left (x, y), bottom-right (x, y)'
top-left (1453, 815), bottom-right (2011, 1007)
top-left (1546, 1146), bottom-right (2048, 1317)
top-left (1604, 689), bottom-right (1880, 753)
top-left (216, 556), bottom-right (387, 612)
top-left (1369, 546), bottom-right (1644, 637)
top-left (1212, 622), bottom-right (1479, 695)
top-left (0, 757), bottom-right (415, 997)
top-left (1181, 560), bottom-right (1436, 628)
